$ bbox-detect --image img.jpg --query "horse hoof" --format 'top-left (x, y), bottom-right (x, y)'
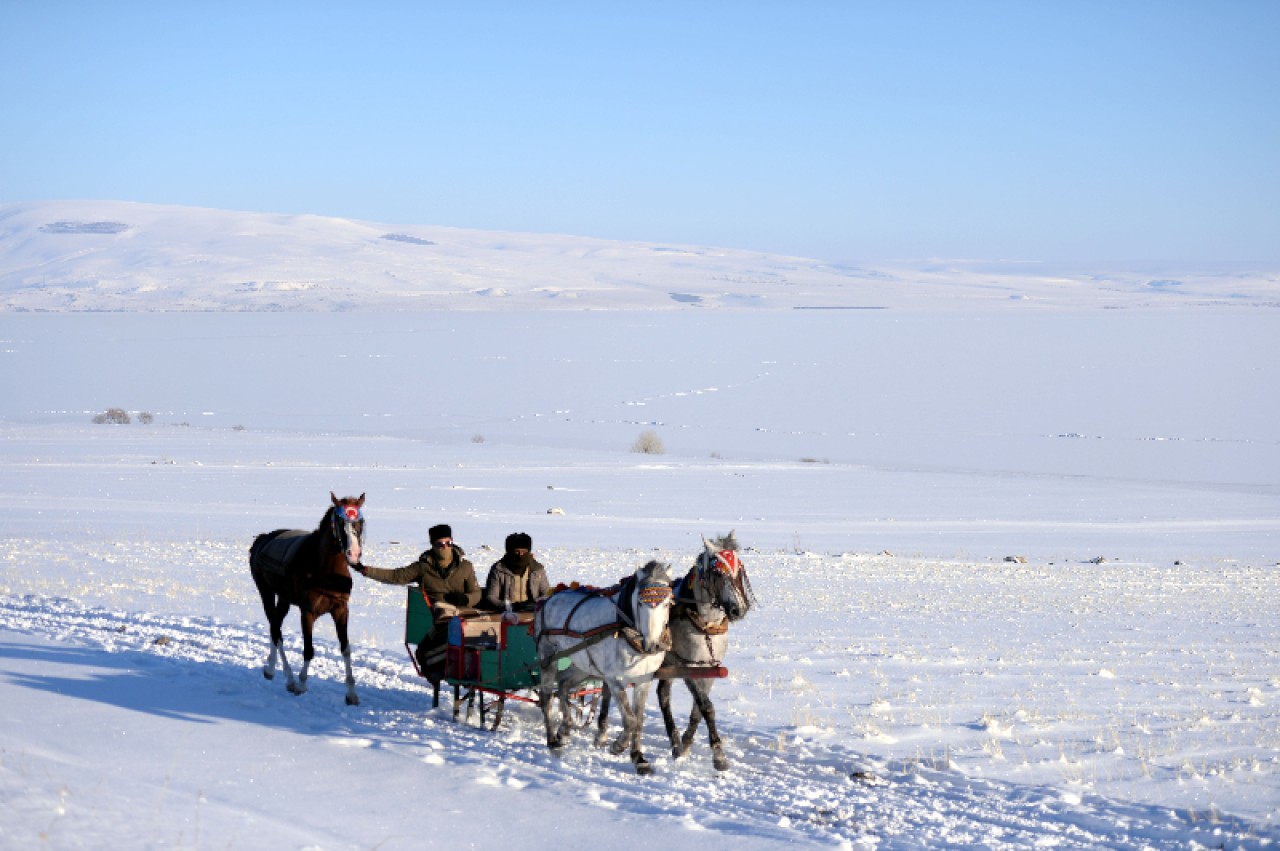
top-left (262, 670), bottom-right (274, 680)
top-left (287, 682), bottom-right (305, 695)
top-left (346, 695), bottom-right (360, 706)
top-left (713, 755), bottom-right (731, 771)
top-left (633, 756), bottom-right (653, 776)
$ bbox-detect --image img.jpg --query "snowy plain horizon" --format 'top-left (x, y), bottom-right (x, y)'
top-left (1, 200), bottom-right (1278, 848)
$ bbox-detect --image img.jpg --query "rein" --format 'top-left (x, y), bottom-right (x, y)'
top-left (295, 504), bottom-right (361, 603)
top-left (669, 567), bottom-right (733, 667)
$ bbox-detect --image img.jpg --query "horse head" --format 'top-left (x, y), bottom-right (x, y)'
top-left (632, 560), bottom-right (675, 654)
top-left (328, 491), bottom-right (366, 568)
top-left (697, 531), bottom-right (754, 623)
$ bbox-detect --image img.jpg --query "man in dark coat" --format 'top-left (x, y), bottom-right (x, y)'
top-left (353, 523), bottom-right (480, 678)
top-left (481, 532), bottom-right (551, 612)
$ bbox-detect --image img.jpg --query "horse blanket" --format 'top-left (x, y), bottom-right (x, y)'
top-left (250, 529), bottom-right (311, 577)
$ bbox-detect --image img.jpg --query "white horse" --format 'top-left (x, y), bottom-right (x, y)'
top-left (598, 532), bottom-right (755, 770)
top-left (535, 560), bottom-right (674, 775)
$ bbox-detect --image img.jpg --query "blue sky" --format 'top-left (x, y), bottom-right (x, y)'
top-left (2, 2), bottom-right (1277, 267)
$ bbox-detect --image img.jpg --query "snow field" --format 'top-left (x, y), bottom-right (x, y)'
top-left (3, 535), bottom-right (1278, 839)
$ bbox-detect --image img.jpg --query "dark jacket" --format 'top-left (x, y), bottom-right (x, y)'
top-left (362, 545), bottom-right (481, 609)
top-left (481, 555), bottom-right (551, 611)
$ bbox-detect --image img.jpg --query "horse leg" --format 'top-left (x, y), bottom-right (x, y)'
top-left (594, 683), bottom-right (612, 748)
top-left (657, 678), bottom-right (684, 759)
top-left (680, 678), bottom-right (706, 755)
top-left (608, 683), bottom-right (632, 756)
top-left (263, 641), bottom-right (278, 679)
top-left (608, 679), bottom-right (652, 773)
top-left (256, 577), bottom-right (285, 680)
top-left (537, 665), bottom-right (564, 750)
top-left (334, 610), bottom-right (359, 706)
top-left (626, 681), bottom-right (655, 776)
top-left (262, 604), bottom-right (282, 680)
top-left (268, 597), bottom-right (296, 687)
top-left (555, 678), bottom-right (576, 747)
top-left (686, 679), bottom-right (728, 770)
top-left (289, 610), bottom-right (317, 695)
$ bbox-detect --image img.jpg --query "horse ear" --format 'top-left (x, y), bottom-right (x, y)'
top-left (331, 491), bottom-right (340, 506)
top-left (357, 492), bottom-right (366, 506)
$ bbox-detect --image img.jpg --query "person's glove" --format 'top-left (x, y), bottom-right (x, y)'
top-left (444, 592), bottom-right (469, 606)
top-left (351, 563), bottom-right (367, 576)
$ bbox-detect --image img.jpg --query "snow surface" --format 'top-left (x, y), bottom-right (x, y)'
top-left (1, 201), bottom-right (1279, 849)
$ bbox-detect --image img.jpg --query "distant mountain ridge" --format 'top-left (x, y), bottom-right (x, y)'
top-left (1, 200), bottom-right (1275, 312)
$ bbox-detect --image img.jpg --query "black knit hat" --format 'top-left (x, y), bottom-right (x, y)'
top-left (429, 524), bottom-right (453, 543)
top-left (505, 532), bottom-right (532, 552)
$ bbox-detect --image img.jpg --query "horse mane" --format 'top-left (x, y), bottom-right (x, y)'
top-left (641, 559), bottom-right (672, 577)
top-left (294, 504), bottom-right (343, 574)
top-left (314, 506), bottom-right (335, 533)
top-left (707, 531), bottom-right (739, 553)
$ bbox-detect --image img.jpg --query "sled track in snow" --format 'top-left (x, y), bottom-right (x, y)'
top-left (2, 593), bottom-right (1275, 850)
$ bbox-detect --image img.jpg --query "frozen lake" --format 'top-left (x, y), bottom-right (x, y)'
top-left (3, 310), bottom-right (1276, 561)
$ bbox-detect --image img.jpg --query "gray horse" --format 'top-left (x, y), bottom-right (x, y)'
top-left (599, 533), bottom-right (755, 770)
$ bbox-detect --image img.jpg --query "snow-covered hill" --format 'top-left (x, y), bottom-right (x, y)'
top-left (3, 200), bottom-right (1277, 312)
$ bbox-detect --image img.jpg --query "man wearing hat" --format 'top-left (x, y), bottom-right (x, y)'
top-left (481, 532), bottom-right (551, 613)
top-left (353, 523), bottom-right (480, 678)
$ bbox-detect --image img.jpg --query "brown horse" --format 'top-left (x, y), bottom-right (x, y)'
top-left (250, 492), bottom-right (365, 705)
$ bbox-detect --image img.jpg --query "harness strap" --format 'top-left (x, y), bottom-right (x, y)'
top-left (538, 576), bottom-right (670, 664)
top-left (540, 626), bottom-right (620, 667)
top-left (682, 607), bottom-right (729, 636)
top-left (538, 621), bottom-right (619, 641)
top-left (622, 624), bottom-right (672, 655)
top-left (672, 572), bottom-right (729, 636)
top-left (537, 587), bottom-right (622, 666)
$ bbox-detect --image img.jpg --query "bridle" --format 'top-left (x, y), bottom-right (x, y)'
top-left (670, 548), bottom-right (754, 663)
top-left (694, 548), bottom-right (754, 613)
top-left (620, 571), bottom-right (673, 654)
top-left (329, 503), bottom-right (364, 565)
